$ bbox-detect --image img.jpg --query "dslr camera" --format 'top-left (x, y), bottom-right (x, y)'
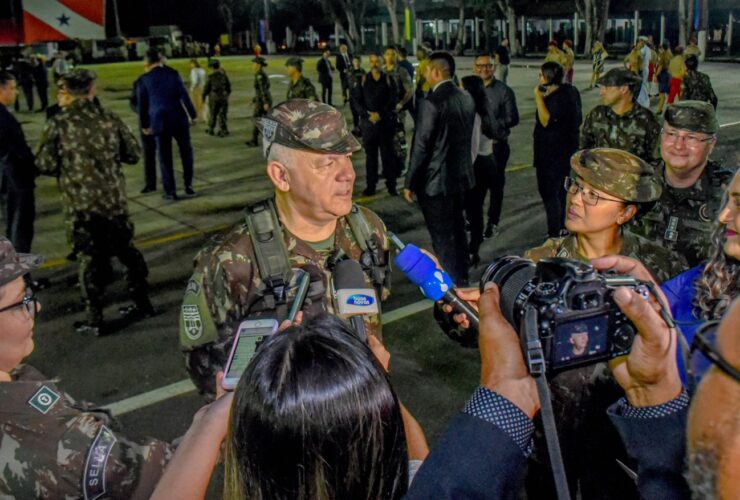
top-left (480, 257), bottom-right (648, 374)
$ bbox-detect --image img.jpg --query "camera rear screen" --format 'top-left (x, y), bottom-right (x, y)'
top-left (553, 314), bottom-right (609, 366)
top-left (225, 332), bottom-right (270, 380)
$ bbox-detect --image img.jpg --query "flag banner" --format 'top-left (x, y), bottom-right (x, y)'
top-left (405, 8), bottom-right (412, 41)
top-left (23, 0), bottom-right (105, 43)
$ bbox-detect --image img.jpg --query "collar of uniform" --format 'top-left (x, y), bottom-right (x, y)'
top-left (605, 103), bottom-right (640, 120)
top-left (660, 160), bottom-right (715, 202)
top-left (282, 215), bottom-right (361, 265)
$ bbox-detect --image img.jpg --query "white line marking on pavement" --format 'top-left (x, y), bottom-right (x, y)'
top-left (103, 299), bottom-right (435, 416)
top-left (720, 121), bottom-right (740, 128)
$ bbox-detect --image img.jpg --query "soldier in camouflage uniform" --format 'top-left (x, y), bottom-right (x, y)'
top-left (581, 67), bottom-right (662, 164)
top-left (179, 99), bottom-right (392, 398)
top-left (523, 148), bottom-right (683, 500)
top-left (245, 56), bottom-right (272, 147)
top-left (682, 55), bottom-right (718, 109)
top-left (35, 69), bottom-right (154, 335)
top-left (203, 59), bottom-right (231, 137)
top-left (383, 47), bottom-right (414, 166)
top-left (0, 237), bottom-right (173, 499)
top-left (628, 101), bottom-right (736, 268)
top-left (285, 57), bottom-right (318, 101)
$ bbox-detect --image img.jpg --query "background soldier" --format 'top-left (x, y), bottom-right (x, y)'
top-left (245, 56), bottom-right (271, 147)
top-left (683, 56), bottom-right (718, 109)
top-left (383, 46), bottom-right (414, 167)
top-left (203, 59), bottom-right (231, 137)
top-left (179, 99), bottom-right (391, 398)
top-left (581, 67), bottom-right (661, 164)
top-left (285, 57), bottom-right (318, 100)
top-left (35, 69), bottom-right (154, 335)
top-left (0, 237), bottom-right (174, 499)
top-left (347, 55), bottom-right (365, 135)
top-left (629, 101), bottom-right (736, 267)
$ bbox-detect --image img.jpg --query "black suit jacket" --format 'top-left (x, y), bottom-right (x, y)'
top-left (136, 65), bottom-right (196, 135)
top-left (405, 80), bottom-right (475, 197)
top-left (336, 52), bottom-right (352, 74)
top-left (317, 58), bottom-right (334, 85)
top-left (0, 106), bottom-right (36, 190)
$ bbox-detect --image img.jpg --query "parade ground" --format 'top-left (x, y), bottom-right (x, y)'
top-left (17, 55), bottom-right (740, 495)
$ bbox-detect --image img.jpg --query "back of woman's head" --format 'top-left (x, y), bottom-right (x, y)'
top-left (541, 61), bottom-right (564, 85)
top-left (224, 314), bottom-right (408, 500)
top-left (461, 75), bottom-right (487, 117)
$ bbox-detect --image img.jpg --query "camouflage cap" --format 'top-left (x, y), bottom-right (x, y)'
top-left (664, 100), bottom-right (719, 135)
top-left (597, 67), bottom-right (642, 88)
top-left (570, 148), bottom-right (662, 203)
top-left (285, 57), bottom-right (303, 70)
top-left (60, 68), bottom-right (97, 93)
top-left (0, 237), bottom-right (43, 287)
top-left (256, 99), bottom-right (361, 156)
top-left (252, 56), bottom-right (267, 67)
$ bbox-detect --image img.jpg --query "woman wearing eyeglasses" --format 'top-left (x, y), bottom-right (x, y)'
top-left (662, 168), bottom-right (740, 383)
top-left (525, 147), bottom-right (686, 281)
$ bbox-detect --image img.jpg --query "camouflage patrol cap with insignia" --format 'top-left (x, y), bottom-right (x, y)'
top-left (60, 68), bottom-right (97, 94)
top-left (252, 56), bottom-right (267, 67)
top-left (596, 67), bottom-right (642, 89)
top-left (570, 148), bottom-right (662, 203)
top-left (256, 98), bottom-right (361, 157)
top-left (664, 100), bottom-right (719, 135)
top-left (0, 237), bottom-right (43, 287)
top-left (285, 57), bottom-right (303, 71)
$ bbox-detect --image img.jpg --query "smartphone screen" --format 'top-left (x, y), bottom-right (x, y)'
top-left (224, 325), bottom-right (275, 383)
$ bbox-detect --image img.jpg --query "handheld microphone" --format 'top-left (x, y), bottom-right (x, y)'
top-left (390, 233), bottom-right (479, 329)
top-left (333, 259), bottom-right (379, 343)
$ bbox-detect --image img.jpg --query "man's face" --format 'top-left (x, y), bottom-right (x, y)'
top-left (0, 79), bottom-right (18, 106)
top-left (569, 331), bottom-right (589, 354)
top-left (0, 278), bottom-right (37, 373)
top-left (340, 44), bottom-right (348, 54)
top-left (718, 171), bottom-right (740, 260)
top-left (368, 54), bottom-right (381, 72)
top-left (687, 299), bottom-right (740, 499)
top-left (280, 149), bottom-right (356, 223)
top-left (474, 56), bottom-right (494, 82)
top-left (598, 85), bottom-right (628, 107)
top-left (352, 58), bottom-right (361, 70)
top-left (383, 48), bottom-right (396, 66)
top-left (56, 85), bottom-right (74, 108)
top-left (660, 122), bottom-right (716, 176)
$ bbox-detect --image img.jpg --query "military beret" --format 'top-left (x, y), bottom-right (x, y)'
top-left (60, 68), bottom-right (96, 93)
top-left (597, 67), bottom-right (642, 88)
top-left (285, 57), bottom-right (303, 69)
top-left (252, 56), bottom-right (267, 67)
top-left (664, 100), bottom-right (719, 135)
top-left (256, 99), bottom-right (361, 157)
top-left (570, 148), bottom-right (662, 203)
top-left (0, 237), bottom-right (43, 287)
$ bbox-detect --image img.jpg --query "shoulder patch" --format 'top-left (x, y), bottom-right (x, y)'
top-left (185, 278), bottom-right (200, 296)
top-left (181, 304), bottom-right (204, 340)
top-left (84, 426), bottom-right (117, 500)
top-left (28, 385), bottom-right (61, 414)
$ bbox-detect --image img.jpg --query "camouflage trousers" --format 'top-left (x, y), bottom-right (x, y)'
top-left (70, 213), bottom-right (151, 324)
top-left (393, 111), bottom-right (407, 168)
top-left (208, 98), bottom-right (229, 134)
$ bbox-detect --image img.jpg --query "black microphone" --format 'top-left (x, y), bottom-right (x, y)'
top-left (332, 259), bottom-right (379, 343)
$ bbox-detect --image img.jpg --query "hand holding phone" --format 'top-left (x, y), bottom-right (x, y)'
top-left (221, 319), bottom-right (279, 390)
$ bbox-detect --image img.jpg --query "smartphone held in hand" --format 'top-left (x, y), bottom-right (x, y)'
top-left (222, 319), bottom-right (279, 390)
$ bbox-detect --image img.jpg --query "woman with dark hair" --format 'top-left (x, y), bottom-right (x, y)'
top-left (461, 74), bottom-right (495, 265)
top-left (662, 169), bottom-right (740, 383)
top-left (532, 61), bottom-right (582, 238)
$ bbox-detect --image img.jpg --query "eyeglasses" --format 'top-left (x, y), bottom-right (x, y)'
top-left (688, 320), bottom-right (740, 388)
top-left (0, 288), bottom-right (38, 318)
top-left (563, 177), bottom-right (624, 206)
top-left (661, 128), bottom-right (715, 148)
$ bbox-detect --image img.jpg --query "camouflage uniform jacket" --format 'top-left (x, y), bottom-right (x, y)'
top-left (580, 103), bottom-right (662, 164)
top-left (0, 365), bottom-right (173, 499)
top-left (385, 64), bottom-right (413, 107)
top-left (35, 99), bottom-right (140, 223)
top-left (180, 204), bottom-right (391, 391)
top-left (286, 75), bottom-right (318, 101)
top-left (253, 69), bottom-right (272, 110)
top-left (523, 231), bottom-right (686, 282)
top-left (628, 160), bottom-right (735, 268)
top-left (203, 70), bottom-right (231, 100)
top-left (682, 71), bottom-right (718, 108)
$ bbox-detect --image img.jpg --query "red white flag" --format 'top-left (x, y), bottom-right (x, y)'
top-left (23, 0), bottom-right (105, 44)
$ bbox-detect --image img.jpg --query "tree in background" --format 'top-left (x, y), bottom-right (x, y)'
top-left (575, 0), bottom-right (610, 55)
top-left (319, 0), bottom-right (368, 52)
top-left (384, 0), bottom-right (400, 45)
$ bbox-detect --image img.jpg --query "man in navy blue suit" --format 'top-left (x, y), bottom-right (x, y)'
top-left (137, 49), bottom-right (197, 200)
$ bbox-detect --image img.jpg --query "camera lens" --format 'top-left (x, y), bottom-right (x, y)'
top-left (480, 256), bottom-right (536, 327)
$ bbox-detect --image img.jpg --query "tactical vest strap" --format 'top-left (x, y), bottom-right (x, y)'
top-left (245, 199), bottom-right (292, 321)
top-left (346, 204), bottom-right (389, 292)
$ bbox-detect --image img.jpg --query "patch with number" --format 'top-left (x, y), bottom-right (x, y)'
top-left (28, 386), bottom-right (60, 414)
top-left (84, 426), bottom-right (117, 500)
top-left (182, 304), bottom-right (204, 340)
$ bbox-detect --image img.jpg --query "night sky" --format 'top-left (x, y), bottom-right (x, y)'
top-left (112, 0), bottom-right (228, 41)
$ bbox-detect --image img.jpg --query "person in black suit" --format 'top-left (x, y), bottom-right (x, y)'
top-left (130, 62), bottom-right (159, 194)
top-left (335, 43), bottom-right (353, 105)
top-left (31, 56), bottom-right (48, 112)
top-left (317, 49), bottom-right (334, 106)
top-left (0, 72), bottom-right (37, 255)
top-left (136, 49), bottom-right (197, 200)
top-left (403, 52), bottom-right (475, 286)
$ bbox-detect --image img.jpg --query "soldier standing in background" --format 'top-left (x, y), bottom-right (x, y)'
top-left (203, 59), bottom-right (231, 137)
top-left (245, 56), bottom-right (272, 147)
top-left (285, 57), bottom-right (318, 100)
top-left (629, 101), bottom-right (735, 267)
top-left (580, 68), bottom-right (661, 164)
top-left (383, 46), bottom-right (413, 169)
top-left (35, 70), bottom-right (155, 335)
top-left (682, 56), bottom-right (718, 109)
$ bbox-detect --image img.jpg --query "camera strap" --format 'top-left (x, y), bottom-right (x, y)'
top-left (522, 305), bottom-right (572, 500)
